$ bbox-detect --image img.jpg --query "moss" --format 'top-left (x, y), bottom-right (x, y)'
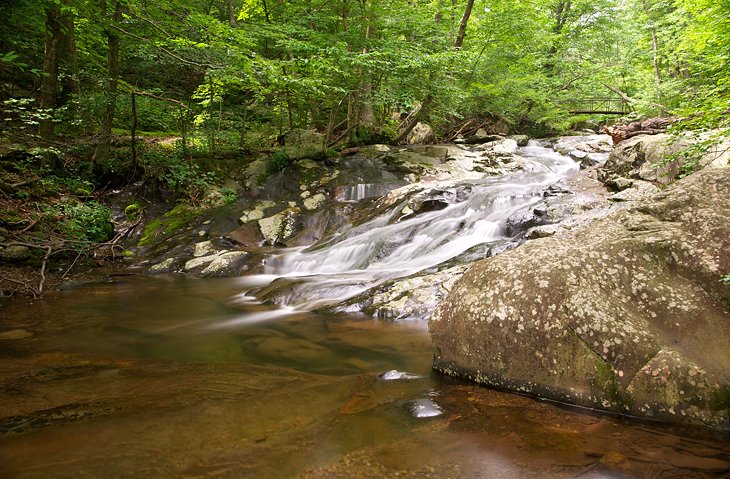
top-left (138, 219), bottom-right (162, 246)
top-left (124, 203), bottom-right (142, 221)
top-left (163, 203), bottom-right (198, 230)
top-left (710, 384), bottom-right (730, 411)
top-left (594, 356), bottom-right (622, 404)
top-left (138, 204), bottom-right (201, 247)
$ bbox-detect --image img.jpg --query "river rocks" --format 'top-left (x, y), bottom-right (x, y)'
top-left (326, 265), bottom-right (469, 321)
top-left (184, 253), bottom-right (222, 272)
top-left (364, 265), bottom-right (468, 321)
top-left (258, 207), bottom-right (302, 245)
top-left (358, 144), bottom-right (391, 157)
top-left (406, 122), bottom-right (436, 144)
top-left (397, 187), bottom-right (469, 222)
top-left (430, 167), bottom-right (730, 428)
top-left (239, 200), bottom-right (276, 224)
top-left (200, 251), bottom-right (249, 276)
top-left (474, 138), bottom-right (519, 156)
top-left (0, 245), bottom-right (32, 263)
top-left (510, 134), bottom-right (530, 147)
top-left (148, 257), bottom-right (180, 274)
top-left (193, 240), bottom-right (216, 257)
top-left (552, 134), bottom-right (612, 169)
top-left (464, 129), bottom-right (506, 145)
top-left (504, 192), bottom-right (604, 239)
top-left (302, 193), bottom-right (327, 211)
top-left (608, 180), bottom-right (661, 202)
top-left (553, 134), bottom-right (613, 156)
top-left (599, 133), bottom-right (683, 185)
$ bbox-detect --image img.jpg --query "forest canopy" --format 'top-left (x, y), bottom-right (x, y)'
top-left (1, 0), bottom-right (728, 151)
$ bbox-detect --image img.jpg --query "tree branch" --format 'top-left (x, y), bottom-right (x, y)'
top-left (602, 83), bottom-right (636, 104)
top-left (133, 90), bottom-right (193, 112)
top-left (109, 24), bottom-right (221, 69)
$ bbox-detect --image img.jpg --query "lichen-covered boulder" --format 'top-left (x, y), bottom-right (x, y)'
top-left (406, 123), bottom-right (436, 145)
top-left (598, 133), bottom-right (684, 185)
top-left (283, 129), bottom-right (325, 161)
top-left (430, 167), bottom-right (730, 429)
top-left (258, 207), bottom-right (302, 246)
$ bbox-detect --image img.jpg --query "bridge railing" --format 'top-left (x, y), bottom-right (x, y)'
top-left (563, 97), bottom-right (633, 115)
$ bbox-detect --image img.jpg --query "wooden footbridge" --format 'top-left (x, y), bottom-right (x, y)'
top-left (565, 97), bottom-right (633, 115)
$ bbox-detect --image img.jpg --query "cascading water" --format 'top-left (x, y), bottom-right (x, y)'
top-left (238, 140), bottom-right (579, 312)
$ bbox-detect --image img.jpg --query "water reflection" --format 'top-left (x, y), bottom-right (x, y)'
top-left (0, 276), bottom-right (728, 478)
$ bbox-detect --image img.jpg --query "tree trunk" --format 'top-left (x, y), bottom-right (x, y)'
top-left (454, 0), bottom-right (475, 48)
top-left (392, 95), bottom-right (433, 145)
top-left (58, 2), bottom-right (80, 106)
top-left (227, 0), bottom-right (236, 26)
top-left (131, 91), bottom-right (138, 172)
top-left (450, 0), bottom-right (456, 45)
top-left (641, 0), bottom-right (665, 115)
top-left (359, 23), bottom-right (376, 129)
top-left (39, 3), bottom-right (61, 140)
top-left (545, 1), bottom-right (571, 69)
top-left (93, 0), bottom-right (123, 166)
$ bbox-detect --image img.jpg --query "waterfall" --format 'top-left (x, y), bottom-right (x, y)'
top-left (241, 140), bottom-right (579, 312)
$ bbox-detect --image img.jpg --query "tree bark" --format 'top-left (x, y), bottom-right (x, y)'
top-left (359, 22), bottom-right (375, 129)
top-left (39, 3), bottom-right (61, 140)
top-left (454, 0), bottom-right (474, 48)
top-left (93, 0), bottom-right (123, 166)
top-left (58, 2), bottom-right (80, 105)
top-left (131, 91), bottom-right (138, 171)
top-left (227, 0), bottom-right (236, 26)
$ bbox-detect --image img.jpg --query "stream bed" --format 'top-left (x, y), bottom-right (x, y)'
top-left (1, 276), bottom-right (728, 478)
top-left (2, 138), bottom-right (729, 478)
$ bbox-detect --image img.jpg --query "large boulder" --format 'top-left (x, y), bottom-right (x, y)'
top-left (430, 167), bottom-right (730, 429)
top-left (598, 133), bottom-right (684, 185)
top-left (258, 206), bottom-right (303, 245)
top-left (283, 129), bottom-right (325, 161)
top-left (406, 123), bottom-right (436, 144)
top-left (600, 132), bottom-right (730, 187)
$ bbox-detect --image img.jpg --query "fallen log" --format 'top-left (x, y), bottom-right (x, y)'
top-left (604, 117), bottom-right (676, 144)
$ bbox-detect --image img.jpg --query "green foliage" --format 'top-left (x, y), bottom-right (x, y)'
top-left (57, 201), bottom-right (114, 243)
top-left (721, 274), bottom-right (730, 285)
top-left (220, 187), bottom-right (236, 204)
top-left (1, 0), bottom-right (728, 167)
top-left (141, 148), bottom-right (220, 203)
top-left (267, 150), bottom-right (291, 173)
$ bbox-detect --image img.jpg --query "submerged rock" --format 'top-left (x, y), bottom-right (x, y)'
top-left (431, 167), bottom-right (730, 429)
top-left (407, 399), bottom-right (443, 418)
top-left (378, 370), bottom-right (423, 380)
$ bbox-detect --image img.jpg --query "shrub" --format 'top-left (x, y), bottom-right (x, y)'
top-left (58, 201), bottom-right (114, 243)
top-left (267, 150), bottom-right (291, 173)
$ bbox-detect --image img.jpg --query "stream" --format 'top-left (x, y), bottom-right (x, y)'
top-left (1, 140), bottom-right (729, 478)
